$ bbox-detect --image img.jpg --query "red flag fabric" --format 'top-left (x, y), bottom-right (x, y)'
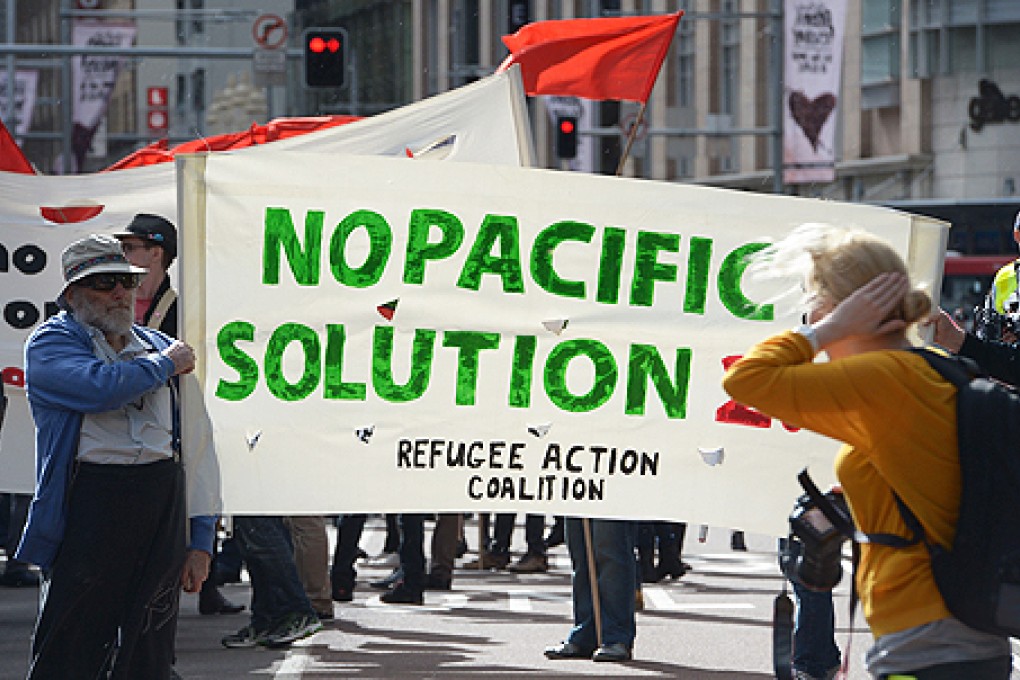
top-left (102, 115), bottom-right (361, 171)
top-left (0, 118), bottom-right (35, 174)
top-left (499, 12), bottom-right (682, 103)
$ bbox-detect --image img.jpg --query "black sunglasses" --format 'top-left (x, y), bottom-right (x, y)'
top-left (77, 273), bottom-right (142, 291)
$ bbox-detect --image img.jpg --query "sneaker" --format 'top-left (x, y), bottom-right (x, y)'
top-left (508, 553), bottom-right (548, 573)
top-left (592, 642), bottom-right (631, 662)
top-left (261, 613), bottom-right (323, 648)
top-left (221, 624), bottom-right (268, 649)
top-left (379, 583), bottom-right (424, 605)
top-left (369, 567), bottom-right (403, 590)
top-left (461, 553), bottom-right (509, 570)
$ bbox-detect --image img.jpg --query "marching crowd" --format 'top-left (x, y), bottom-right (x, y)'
top-left (4, 210), bottom-right (1020, 679)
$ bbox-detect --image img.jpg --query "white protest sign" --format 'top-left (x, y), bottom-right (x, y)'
top-left (0, 68), bottom-right (533, 494)
top-left (180, 151), bottom-right (946, 535)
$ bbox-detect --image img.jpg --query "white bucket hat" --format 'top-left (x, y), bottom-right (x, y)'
top-left (57, 233), bottom-right (147, 307)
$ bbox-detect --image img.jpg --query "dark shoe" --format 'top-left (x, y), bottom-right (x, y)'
top-left (314, 608), bottom-right (334, 621)
top-left (380, 584), bottom-right (423, 605)
top-left (462, 553), bottom-right (509, 570)
top-left (331, 583), bottom-right (354, 602)
top-left (199, 587), bottom-right (245, 615)
top-left (544, 641), bottom-right (594, 660)
top-left (261, 613), bottom-right (323, 648)
top-left (221, 624), bottom-right (268, 649)
top-left (424, 573), bottom-right (452, 591)
top-left (508, 553), bottom-right (548, 573)
top-left (0, 570), bottom-right (40, 587)
top-left (213, 567), bottom-right (242, 586)
top-left (455, 538), bottom-right (468, 558)
top-left (356, 547), bottom-right (369, 561)
top-left (654, 560), bottom-right (690, 581)
top-left (369, 567), bottom-right (403, 590)
top-left (592, 642), bottom-right (632, 662)
top-left (543, 529), bottom-right (565, 550)
top-left (730, 531), bottom-right (747, 551)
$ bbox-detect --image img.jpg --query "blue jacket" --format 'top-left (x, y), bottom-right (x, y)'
top-left (15, 310), bottom-right (215, 571)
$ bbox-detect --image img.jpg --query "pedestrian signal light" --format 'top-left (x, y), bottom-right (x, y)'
top-left (303, 27), bottom-right (347, 88)
top-left (556, 115), bottom-right (578, 159)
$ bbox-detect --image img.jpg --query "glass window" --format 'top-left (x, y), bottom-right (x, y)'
top-left (720, 0), bottom-right (739, 116)
top-left (862, 34), bottom-right (900, 84)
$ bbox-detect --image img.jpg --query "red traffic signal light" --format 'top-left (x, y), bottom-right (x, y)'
top-left (555, 115), bottom-right (578, 159)
top-left (303, 28), bottom-right (347, 88)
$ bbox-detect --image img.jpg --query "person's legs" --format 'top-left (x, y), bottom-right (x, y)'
top-left (381, 513), bottom-right (425, 603)
top-left (428, 513), bottom-right (461, 587)
top-left (284, 516), bottom-right (331, 617)
top-left (510, 514), bottom-right (549, 572)
top-left (330, 514), bottom-right (367, 600)
top-left (383, 514), bottom-right (400, 553)
top-left (791, 579), bottom-right (840, 678)
top-left (654, 521), bottom-right (688, 580)
top-left (2, 493), bottom-right (38, 586)
top-left (232, 516), bottom-right (316, 632)
top-left (589, 519), bottom-right (637, 650)
top-left (29, 461), bottom-right (183, 680)
top-left (489, 513), bottom-right (514, 563)
top-left (562, 517), bottom-right (597, 652)
top-left (636, 522), bottom-right (657, 583)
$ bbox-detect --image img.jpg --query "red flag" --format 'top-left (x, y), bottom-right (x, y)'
top-left (499, 12), bottom-right (682, 103)
top-left (0, 118), bottom-right (35, 174)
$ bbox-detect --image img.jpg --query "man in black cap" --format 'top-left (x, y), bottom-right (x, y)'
top-left (115, 215), bottom-right (243, 618)
top-left (115, 213), bottom-right (180, 336)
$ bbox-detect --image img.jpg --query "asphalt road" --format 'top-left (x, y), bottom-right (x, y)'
top-left (1, 518), bottom-right (1016, 679)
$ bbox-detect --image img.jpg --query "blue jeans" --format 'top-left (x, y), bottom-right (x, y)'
top-left (792, 579), bottom-right (840, 676)
top-left (232, 516), bottom-right (315, 631)
top-left (564, 518), bottom-right (637, 650)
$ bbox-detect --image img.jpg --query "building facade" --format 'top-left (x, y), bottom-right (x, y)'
top-left (4, 0), bottom-right (1020, 246)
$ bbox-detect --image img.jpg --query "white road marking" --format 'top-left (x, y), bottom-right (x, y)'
top-left (643, 586), bottom-right (754, 611)
top-left (507, 591), bottom-right (533, 612)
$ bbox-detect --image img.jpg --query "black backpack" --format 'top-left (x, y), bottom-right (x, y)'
top-left (893, 348), bottom-right (1020, 637)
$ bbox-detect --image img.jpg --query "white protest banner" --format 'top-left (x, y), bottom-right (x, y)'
top-left (783, 0), bottom-right (847, 184)
top-left (0, 69), bottom-right (533, 494)
top-left (180, 151), bottom-right (946, 535)
top-left (234, 66), bottom-right (534, 166)
top-left (0, 70), bottom-right (39, 137)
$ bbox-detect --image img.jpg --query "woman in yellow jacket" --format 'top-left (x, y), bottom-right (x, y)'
top-left (722, 224), bottom-right (1010, 680)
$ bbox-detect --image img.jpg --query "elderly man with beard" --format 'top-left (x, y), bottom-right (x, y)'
top-left (16, 234), bottom-right (215, 680)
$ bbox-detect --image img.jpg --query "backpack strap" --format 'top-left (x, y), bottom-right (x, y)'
top-left (797, 469), bottom-right (920, 547)
top-left (909, 346), bottom-right (980, 389)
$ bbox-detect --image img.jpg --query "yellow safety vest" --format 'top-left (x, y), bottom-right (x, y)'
top-left (991, 260), bottom-right (1020, 313)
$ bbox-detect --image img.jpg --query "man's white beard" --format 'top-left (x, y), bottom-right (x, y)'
top-left (73, 293), bottom-right (134, 337)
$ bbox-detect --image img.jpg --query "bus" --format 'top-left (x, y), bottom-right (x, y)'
top-left (941, 253), bottom-right (1015, 329)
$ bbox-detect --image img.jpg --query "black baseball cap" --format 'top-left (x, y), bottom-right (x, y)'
top-left (114, 213), bottom-right (177, 260)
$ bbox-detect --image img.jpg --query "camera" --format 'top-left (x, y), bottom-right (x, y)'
top-left (781, 487), bottom-right (852, 591)
top-left (974, 304), bottom-right (1020, 343)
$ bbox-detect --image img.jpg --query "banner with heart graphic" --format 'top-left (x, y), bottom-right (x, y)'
top-left (782, 0), bottom-right (847, 184)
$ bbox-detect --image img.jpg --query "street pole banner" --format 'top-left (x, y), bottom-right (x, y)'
top-left (0, 70), bottom-right (40, 137)
top-left (71, 20), bottom-right (136, 170)
top-left (0, 70), bottom-right (534, 496)
top-left (782, 0), bottom-right (847, 184)
top-left (180, 151), bottom-right (947, 534)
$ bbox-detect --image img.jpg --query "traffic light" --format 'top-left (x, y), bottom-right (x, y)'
top-left (555, 115), bottom-right (578, 159)
top-left (303, 27), bottom-right (347, 88)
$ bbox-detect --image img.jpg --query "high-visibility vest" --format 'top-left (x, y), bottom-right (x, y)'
top-left (991, 260), bottom-right (1020, 313)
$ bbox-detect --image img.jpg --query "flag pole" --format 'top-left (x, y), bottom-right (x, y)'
top-left (613, 11), bottom-right (680, 177)
top-left (614, 100), bottom-right (647, 177)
